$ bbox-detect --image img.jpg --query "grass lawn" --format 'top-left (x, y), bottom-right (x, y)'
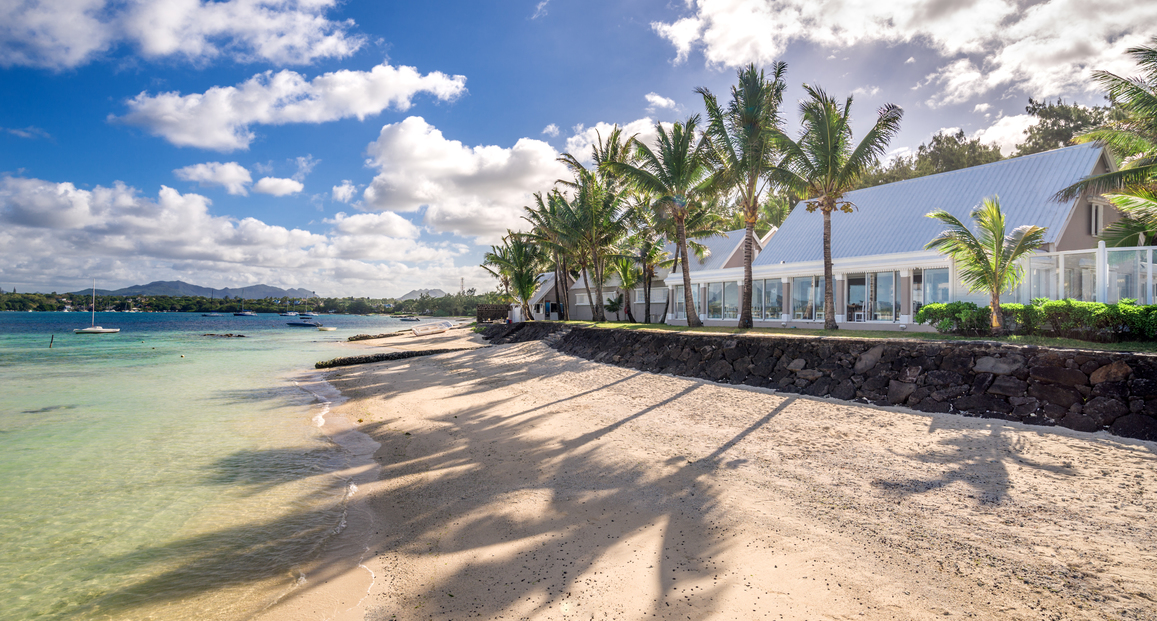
top-left (550, 320), bottom-right (1157, 354)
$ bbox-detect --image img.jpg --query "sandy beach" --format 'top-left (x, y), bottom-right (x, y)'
top-left (259, 331), bottom-right (1157, 621)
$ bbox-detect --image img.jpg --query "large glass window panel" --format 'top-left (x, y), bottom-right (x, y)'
top-left (674, 286), bottom-right (685, 319)
top-left (815, 277), bottom-right (825, 321)
top-left (792, 277), bottom-right (813, 320)
top-left (847, 276), bottom-right (866, 321)
top-left (752, 279), bottom-right (764, 319)
top-left (925, 268), bottom-right (951, 304)
top-left (707, 283), bottom-right (723, 319)
top-left (873, 271), bottom-right (895, 321)
top-left (1108, 249), bottom-right (1144, 304)
top-left (764, 280), bottom-right (783, 319)
top-left (1063, 253), bottom-right (1096, 301)
top-left (1028, 257), bottom-right (1057, 301)
top-left (723, 282), bottom-right (739, 319)
top-left (911, 272), bottom-right (924, 314)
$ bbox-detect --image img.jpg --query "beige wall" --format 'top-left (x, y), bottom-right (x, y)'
top-left (1055, 155), bottom-right (1122, 251)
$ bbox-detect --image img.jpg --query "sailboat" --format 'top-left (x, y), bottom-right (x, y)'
top-left (234, 288), bottom-right (256, 316)
top-left (203, 289), bottom-right (224, 317)
top-left (279, 297), bottom-right (298, 316)
top-left (75, 279), bottom-right (120, 334)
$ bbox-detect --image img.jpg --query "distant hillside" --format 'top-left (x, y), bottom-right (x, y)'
top-left (71, 280), bottom-right (317, 298)
top-left (398, 288), bottom-right (448, 301)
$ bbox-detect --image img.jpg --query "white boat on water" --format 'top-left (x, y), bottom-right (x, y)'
top-left (317, 326), bottom-right (336, 331)
top-left (75, 279), bottom-right (119, 334)
top-left (411, 320), bottom-right (455, 337)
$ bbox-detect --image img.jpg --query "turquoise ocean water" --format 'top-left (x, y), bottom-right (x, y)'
top-left (0, 312), bottom-right (414, 620)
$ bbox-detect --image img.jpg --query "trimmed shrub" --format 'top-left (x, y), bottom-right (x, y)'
top-left (916, 297), bottom-right (1157, 342)
top-left (914, 302), bottom-right (991, 335)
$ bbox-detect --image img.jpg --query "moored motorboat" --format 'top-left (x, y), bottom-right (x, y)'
top-left (286, 320), bottom-right (321, 327)
top-left (412, 320), bottom-right (454, 336)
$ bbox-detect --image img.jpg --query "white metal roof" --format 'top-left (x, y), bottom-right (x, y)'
top-left (663, 227), bottom-right (752, 272)
top-left (754, 143), bottom-right (1107, 267)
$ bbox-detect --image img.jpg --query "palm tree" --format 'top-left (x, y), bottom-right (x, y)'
top-left (925, 197), bottom-right (1046, 333)
top-left (697, 62), bottom-right (788, 327)
top-left (1099, 188), bottom-right (1157, 246)
top-left (768, 85), bottom-right (903, 330)
top-left (482, 233), bottom-right (544, 319)
top-left (607, 256), bottom-right (640, 322)
top-left (1057, 38), bottom-right (1157, 201)
top-left (523, 190), bottom-right (578, 319)
top-left (605, 116), bottom-right (716, 327)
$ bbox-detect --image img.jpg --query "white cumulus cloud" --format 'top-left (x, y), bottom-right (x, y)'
top-left (173, 161), bottom-right (253, 195)
top-left (0, 174), bottom-right (485, 296)
top-left (0, 0), bottom-right (365, 69)
top-left (114, 61), bottom-right (468, 151)
top-left (542, 123), bottom-right (560, 137)
top-left (332, 180), bottom-right (358, 203)
top-left (362, 116), bottom-right (569, 242)
top-left (971, 114), bottom-right (1039, 155)
top-left (253, 176), bottom-right (303, 196)
top-left (651, 0), bottom-right (1157, 105)
top-left (565, 118), bottom-right (664, 164)
top-left (645, 92), bottom-right (677, 111)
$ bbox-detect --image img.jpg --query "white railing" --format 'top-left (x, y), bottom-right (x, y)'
top-left (1008, 241), bottom-right (1156, 305)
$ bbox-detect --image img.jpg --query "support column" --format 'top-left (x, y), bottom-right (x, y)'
top-left (834, 274), bottom-right (845, 323)
top-left (780, 277), bottom-right (790, 323)
top-left (899, 269), bottom-right (911, 323)
top-left (1096, 240), bottom-right (1107, 303)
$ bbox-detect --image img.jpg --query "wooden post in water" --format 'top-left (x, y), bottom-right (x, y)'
top-left (49, 334), bottom-right (54, 348)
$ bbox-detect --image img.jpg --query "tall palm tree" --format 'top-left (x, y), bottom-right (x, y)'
top-left (697, 62), bottom-right (788, 327)
top-left (768, 86), bottom-right (903, 330)
top-left (605, 116), bottom-right (716, 327)
top-left (1057, 38), bottom-right (1157, 201)
top-left (925, 197), bottom-right (1046, 333)
top-left (1099, 188), bottom-right (1157, 246)
top-left (482, 233), bottom-right (544, 319)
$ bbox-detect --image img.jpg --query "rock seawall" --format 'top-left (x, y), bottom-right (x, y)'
top-left (517, 326), bottom-right (1157, 442)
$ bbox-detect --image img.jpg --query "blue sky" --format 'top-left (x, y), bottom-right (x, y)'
top-left (2, 0), bottom-right (1154, 297)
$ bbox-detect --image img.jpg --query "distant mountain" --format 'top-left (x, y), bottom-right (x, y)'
top-left (71, 280), bottom-right (317, 299)
top-left (398, 288), bottom-right (448, 301)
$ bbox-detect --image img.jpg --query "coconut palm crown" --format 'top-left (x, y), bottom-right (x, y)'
top-left (925, 197), bottom-right (1047, 332)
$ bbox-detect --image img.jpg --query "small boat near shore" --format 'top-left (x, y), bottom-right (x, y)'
top-left (287, 320), bottom-right (321, 327)
top-left (412, 320), bottom-right (454, 336)
top-left (399, 316), bottom-right (420, 322)
top-left (317, 326), bottom-right (336, 331)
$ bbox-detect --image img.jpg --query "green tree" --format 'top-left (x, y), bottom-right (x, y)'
top-left (1014, 98), bottom-right (1113, 156)
top-left (697, 62), bottom-right (788, 328)
top-left (607, 256), bottom-right (640, 322)
top-left (769, 85), bottom-right (903, 330)
top-left (603, 293), bottom-right (625, 322)
top-left (857, 130), bottom-right (1001, 189)
top-left (605, 116), bottom-right (716, 327)
top-left (925, 197), bottom-right (1047, 333)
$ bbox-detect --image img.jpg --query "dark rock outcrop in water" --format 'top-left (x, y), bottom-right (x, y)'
top-left (347, 332), bottom-right (404, 342)
top-left (201, 333), bottom-right (247, 338)
top-left (481, 323), bottom-right (1157, 443)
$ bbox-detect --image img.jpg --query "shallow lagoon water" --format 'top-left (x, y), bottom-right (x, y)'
top-left (0, 312), bottom-right (409, 620)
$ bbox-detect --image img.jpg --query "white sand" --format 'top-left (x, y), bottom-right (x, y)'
top-left (258, 337), bottom-right (1157, 620)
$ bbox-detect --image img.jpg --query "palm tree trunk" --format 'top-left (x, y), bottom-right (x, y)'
top-left (622, 287), bottom-right (636, 323)
top-left (552, 253), bottom-right (561, 319)
top-left (677, 215), bottom-right (702, 327)
top-left (991, 290), bottom-right (1003, 333)
top-left (740, 219), bottom-right (755, 328)
top-left (592, 257), bottom-right (606, 322)
top-left (643, 264), bottom-right (652, 324)
top-left (823, 209), bottom-right (837, 330)
top-left (579, 264), bottom-right (596, 323)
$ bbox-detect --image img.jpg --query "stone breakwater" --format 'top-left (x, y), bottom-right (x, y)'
top-left (482, 323), bottom-right (1157, 443)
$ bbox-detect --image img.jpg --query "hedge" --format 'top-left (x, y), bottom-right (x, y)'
top-left (914, 298), bottom-right (1157, 341)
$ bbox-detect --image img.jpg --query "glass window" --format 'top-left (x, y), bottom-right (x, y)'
top-left (723, 282), bottom-right (739, 319)
top-left (707, 283), bottom-right (723, 319)
top-left (792, 277), bottom-right (813, 320)
top-left (673, 286), bottom-right (685, 318)
top-left (576, 293), bottom-right (589, 305)
top-left (925, 268), bottom-right (950, 304)
top-left (1063, 253), bottom-right (1096, 301)
top-left (911, 273), bottom-right (923, 315)
top-left (847, 276), bottom-right (866, 321)
top-left (814, 277), bottom-right (825, 322)
top-left (763, 280), bottom-right (783, 319)
top-left (873, 272), bottom-right (894, 321)
top-left (752, 280), bottom-right (764, 319)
